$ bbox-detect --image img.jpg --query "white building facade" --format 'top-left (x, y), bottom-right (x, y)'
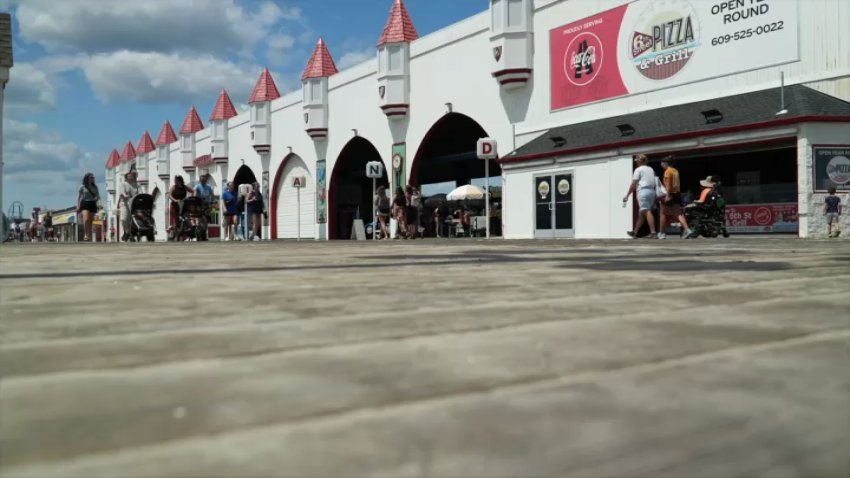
top-left (104, 0), bottom-right (850, 241)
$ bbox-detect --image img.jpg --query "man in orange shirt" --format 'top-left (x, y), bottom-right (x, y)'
top-left (659, 157), bottom-right (688, 239)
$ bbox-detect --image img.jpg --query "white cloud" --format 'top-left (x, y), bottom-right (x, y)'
top-left (79, 51), bottom-right (261, 105)
top-left (3, 119), bottom-right (104, 209)
top-left (13, 0), bottom-right (295, 57)
top-left (266, 33), bottom-right (297, 67)
top-left (338, 48), bottom-right (375, 70)
top-left (5, 63), bottom-right (57, 112)
top-left (3, 120), bottom-right (94, 175)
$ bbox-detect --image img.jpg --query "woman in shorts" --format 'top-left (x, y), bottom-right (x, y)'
top-left (77, 172), bottom-right (100, 241)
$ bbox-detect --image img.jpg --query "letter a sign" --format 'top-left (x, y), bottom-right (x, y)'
top-left (366, 161), bottom-right (383, 179)
top-left (292, 176), bottom-right (306, 188)
top-left (477, 138), bottom-right (498, 160)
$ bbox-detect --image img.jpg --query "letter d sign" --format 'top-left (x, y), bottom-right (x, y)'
top-left (477, 138), bottom-right (498, 160)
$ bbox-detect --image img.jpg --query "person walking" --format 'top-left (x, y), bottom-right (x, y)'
top-left (77, 172), bottom-right (101, 242)
top-left (168, 175), bottom-right (193, 240)
top-left (658, 156), bottom-right (690, 239)
top-left (120, 169), bottom-right (141, 241)
top-left (392, 187), bottom-right (407, 239)
top-left (221, 182), bottom-right (238, 241)
top-left (824, 187), bottom-right (842, 238)
top-left (623, 154), bottom-right (658, 239)
top-left (43, 211), bottom-right (54, 242)
top-left (405, 185), bottom-right (421, 239)
top-left (246, 182), bottom-right (264, 241)
top-left (374, 186), bottom-right (390, 240)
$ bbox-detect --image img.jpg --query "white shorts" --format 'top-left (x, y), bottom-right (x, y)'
top-left (637, 189), bottom-right (656, 211)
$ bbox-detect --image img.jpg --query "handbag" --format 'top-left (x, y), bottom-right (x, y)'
top-left (655, 177), bottom-right (668, 200)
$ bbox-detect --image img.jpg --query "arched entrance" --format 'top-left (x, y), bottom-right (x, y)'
top-left (233, 165), bottom-right (258, 191)
top-left (272, 154), bottom-right (314, 240)
top-left (329, 137), bottom-right (389, 239)
top-left (411, 113), bottom-right (501, 237)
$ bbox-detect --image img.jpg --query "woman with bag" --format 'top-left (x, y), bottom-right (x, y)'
top-left (120, 169), bottom-right (141, 242)
top-left (374, 186), bottom-right (390, 240)
top-left (77, 172), bottom-right (100, 242)
top-left (623, 154), bottom-right (659, 239)
top-left (246, 182), bottom-right (264, 241)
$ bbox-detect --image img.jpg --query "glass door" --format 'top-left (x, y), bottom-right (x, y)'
top-left (534, 175), bottom-right (553, 238)
top-left (534, 172), bottom-right (575, 238)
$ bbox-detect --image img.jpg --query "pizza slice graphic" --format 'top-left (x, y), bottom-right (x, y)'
top-left (631, 32), bottom-right (654, 58)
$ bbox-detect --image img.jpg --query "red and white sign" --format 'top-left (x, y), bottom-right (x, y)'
top-left (550, 0), bottom-right (800, 110)
top-left (477, 138), bottom-right (498, 160)
top-left (725, 203), bottom-right (798, 233)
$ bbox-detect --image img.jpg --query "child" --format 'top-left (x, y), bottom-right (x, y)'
top-left (824, 187), bottom-right (842, 238)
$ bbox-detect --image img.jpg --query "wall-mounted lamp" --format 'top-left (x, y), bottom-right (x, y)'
top-left (352, 129), bottom-right (358, 137)
top-left (550, 136), bottom-right (566, 148)
top-left (701, 109), bottom-right (723, 124)
top-left (288, 146), bottom-right (293, 153)
top-left (616, 124), bottom-right (636, 137)
top-left (445, 102), bottom-right (453, 113)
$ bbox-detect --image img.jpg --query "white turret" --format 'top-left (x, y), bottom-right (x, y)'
top-left (179, 106), bottom-right (203, 184)
top-left (249, 69), bottom-right (280, 154)
top-left (377, 0), bottom-right (418, 118)
top-left (302, 39), bottom-right (338, 140)
top-left (490, 0), bottom-right (534, 89)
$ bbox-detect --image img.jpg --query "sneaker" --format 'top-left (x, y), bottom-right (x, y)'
top-left (627, 231), bottom-right (637, 238)
top-left (657, 233), bottom-right (666, 239)
top-left (647, 233), bottom-right (658, 239)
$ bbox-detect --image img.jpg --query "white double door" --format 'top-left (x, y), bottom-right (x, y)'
top-left (275, 156), bottom-right (315, 239)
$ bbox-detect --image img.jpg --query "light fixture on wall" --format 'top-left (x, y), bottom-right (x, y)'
top-left (617, 124), bottom-right (636, 137)
top-left (550, 136), bottom-right (566, 148)
top-left (352, 129), bottom-right (358, 137)
top-left (288, 146), bottom-right (293, 153)
top-left (445, 102), bottom-right (453, 113)
top-left (776, 71), bottom-right (788, 116)
top-left (701, 109), bottom-right (723, 124)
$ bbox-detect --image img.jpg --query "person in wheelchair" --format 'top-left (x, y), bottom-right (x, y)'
top-left (683, 175), bottom-right (730, 239)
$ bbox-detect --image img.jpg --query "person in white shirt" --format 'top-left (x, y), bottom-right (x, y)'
top-left (623, 154), bottom-right (658, 238)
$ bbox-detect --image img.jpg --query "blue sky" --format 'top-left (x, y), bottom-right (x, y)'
top-left (2, 0), bottom-right (486, 211)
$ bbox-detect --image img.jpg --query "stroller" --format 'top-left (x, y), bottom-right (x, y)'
top-left (176, 196), bottom-right (209, 241)
top-left (683, 189), bottom-right (731, 239)
top-left (129, 193), bottom-right (156, 242)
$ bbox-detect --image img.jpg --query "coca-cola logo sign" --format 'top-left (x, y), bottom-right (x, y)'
top-left (565, 32), bottom-right (603, 86)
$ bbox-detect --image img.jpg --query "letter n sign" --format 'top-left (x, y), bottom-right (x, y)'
top-left (477, 138), bottom-right (498, 160)
top-left (366, 161), bottom-right (384, 179)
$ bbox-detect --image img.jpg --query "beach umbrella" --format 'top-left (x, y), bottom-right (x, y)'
top-left (446, 184), bottom-right (484, 201)
top-left (424, 193), bottom-right (447, 208)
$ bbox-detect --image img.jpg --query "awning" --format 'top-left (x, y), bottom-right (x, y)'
top-left (501, 85), bottom-right (850, 165)
top-left (52, 212), bottom-right (76, 225)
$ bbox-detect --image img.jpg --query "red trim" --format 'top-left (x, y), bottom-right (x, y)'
top-left (270, 152), bottom-right (301, 240)
top-left (386, 111), bottom-right (408, 117)
top-left (306, 128), bottom-right (328, 133)
top-left (500, 116), bottom-right (850, 164)
top-left (492, 68), bottom-right (532, 78)
top-left (499, 78), bottom-right (530, 86)
top-left (380, 103), bottom-right (409, 110)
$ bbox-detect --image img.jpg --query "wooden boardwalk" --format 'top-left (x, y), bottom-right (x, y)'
top-left (1, 239), bottom-right (848, 477)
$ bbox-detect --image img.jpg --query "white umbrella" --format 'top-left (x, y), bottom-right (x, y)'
top-left (446, 184), bottom-right (484, 201)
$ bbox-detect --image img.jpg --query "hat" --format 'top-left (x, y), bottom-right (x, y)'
top-left (700, 176), bottom-right (718, 188)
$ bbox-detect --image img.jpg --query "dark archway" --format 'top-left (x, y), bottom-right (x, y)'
top-left (233, 165), bottom-right (258, 191)
top-left (328, 137), bottom-right (389, 240)
top-left (410, 113), bottom-right (502, 237)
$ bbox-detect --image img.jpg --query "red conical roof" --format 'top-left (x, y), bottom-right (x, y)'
top-left (378, 0), bottom-right (419, 46)
top-left (210, 89), bottom-right (238, 121)
top-left (106, 149), bottom-right (121, 169)
top-left (249, 68), bottom-right (281, 104)
top-left (156, 120), bottom-right (178, 145)
top-left (136, 130), bottom-right (156, 154)
top-left (179, 106), bottom-right (204, 135)
top-left (301, 38), bottom-right (338, 81)
top-left (121, 141), bottom-right (137, 162)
